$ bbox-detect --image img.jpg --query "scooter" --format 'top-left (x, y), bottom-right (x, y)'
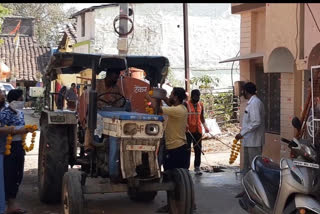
top-left (239, 118), bottom-right (320, 214)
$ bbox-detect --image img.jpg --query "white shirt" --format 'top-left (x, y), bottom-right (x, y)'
top-left (240, 95), bottom-right (265, 147)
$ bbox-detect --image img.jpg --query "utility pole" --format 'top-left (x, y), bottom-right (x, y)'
top-left (183, 3), bottom-right (190, 95)
top-left (118, 3), bottom-right (129, 56)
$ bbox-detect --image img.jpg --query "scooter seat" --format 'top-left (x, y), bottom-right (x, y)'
top-left (254, 156), bottom-right (280, 208)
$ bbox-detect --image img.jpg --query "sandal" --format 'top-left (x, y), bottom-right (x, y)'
top-left (6, 208), bottom-right (28, 214)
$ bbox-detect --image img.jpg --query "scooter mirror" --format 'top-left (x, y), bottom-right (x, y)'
top-left (292, 117), bottom-right (302, 131)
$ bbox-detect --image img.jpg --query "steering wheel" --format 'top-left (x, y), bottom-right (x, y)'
top-left (97, 92), bottom-right (126, 108)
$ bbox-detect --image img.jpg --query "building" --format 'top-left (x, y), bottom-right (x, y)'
top-left (69, 3), bottom-right (240, 88)
top-left (57, 23), bottom-right (77, 53)
top-left (221, 3), bottom-right (320, 164)
top-left (0, 16), bottom-right (51, 88)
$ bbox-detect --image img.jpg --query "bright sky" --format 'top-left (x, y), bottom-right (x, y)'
top-left (63, 3), bottom-right (103, 11)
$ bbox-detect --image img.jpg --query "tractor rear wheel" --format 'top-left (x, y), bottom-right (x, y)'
top-left (62, 170), bottom-right (85, 214)
top-left (38, 119), bottom-right (69, 203)
top-left (167, 168), bottom-right (194, 214)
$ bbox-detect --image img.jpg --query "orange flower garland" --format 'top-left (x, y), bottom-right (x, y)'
top-left (5, 124), bottom-right (38, 155)
top-left (145, 90), bottom-right (154, 114)
top-left (229, 138), bottom-right (242, 164)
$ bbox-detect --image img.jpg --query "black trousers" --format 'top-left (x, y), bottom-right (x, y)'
top-left (4, 141), bottom-right (25, 200)
top-left (163, 144), bottom-right (189, 171)
top-left (186, 132), bottom-right (202, 168)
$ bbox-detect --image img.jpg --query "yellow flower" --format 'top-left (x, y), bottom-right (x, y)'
top-left (5, 145), bottom-right (11, 149)
top-left (148, 90), bottom-right (153, 96)
top-left (4, 150), bottom-right (11, 155)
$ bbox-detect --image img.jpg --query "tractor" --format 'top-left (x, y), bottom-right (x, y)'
top-left (38, 52), bottom-right (194, 214)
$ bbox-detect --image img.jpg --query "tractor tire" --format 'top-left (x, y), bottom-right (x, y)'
top-left (128, 191), bottom-right (157, 202)
top-left (38, 120), bottom-right (69, 204)
top-left (167, 168), bottom-right (194, 214)
top-left (62, 170), bottom-right (85, 214)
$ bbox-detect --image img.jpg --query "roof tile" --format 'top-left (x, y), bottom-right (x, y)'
top-left (0, 35), bottom-right (50, 81)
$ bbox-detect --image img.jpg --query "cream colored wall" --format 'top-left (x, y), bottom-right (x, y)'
top-left (76, 11), bottom-right (95, 43)
top-left (304, 3), bottom-right (320, 65)
top-left (264, 3), bottom-right (299, 72)
top-left (240, 12), bottom-right (253, 54)
top-left (238, 5), bottom-right (302, 165)
top-left (57, 74), bottom-right (80, 87)
top-left (252, 10), bottom-right (265, 53)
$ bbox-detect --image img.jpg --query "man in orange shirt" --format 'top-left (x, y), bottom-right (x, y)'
top-left (186, 89), bottom-right (209, 176)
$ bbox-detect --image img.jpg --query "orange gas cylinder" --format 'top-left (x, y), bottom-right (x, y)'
top-left (117, 76), bottom-right (151, 113)
top-left (129, 67), bottom-right (145, 80)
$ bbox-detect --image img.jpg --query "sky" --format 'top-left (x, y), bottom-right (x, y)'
top-left (63, 3), bottom-right (103, 11)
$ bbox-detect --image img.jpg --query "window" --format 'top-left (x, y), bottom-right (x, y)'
top-left (255, 65), bottom-right (281, 134)
top-left (81, 13), bottom-right (85, 37)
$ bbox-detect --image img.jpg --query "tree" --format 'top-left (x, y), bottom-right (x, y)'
top-left (190, 74), bottom-right (219, 90)
top-left (2, 3), bottom-right (76, 46)
top-left (0, 4), bottom-right (10, 45)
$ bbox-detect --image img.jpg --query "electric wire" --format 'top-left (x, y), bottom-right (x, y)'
top-left (307, 3), bottom-right (320, 33)
top-left (113, 14), bottom-right (134, 36)
top-left (295, 3), bottom-right (299, 61)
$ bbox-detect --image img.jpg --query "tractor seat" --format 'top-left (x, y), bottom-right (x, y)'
top-left (254, 156), bottom-right (280, 208)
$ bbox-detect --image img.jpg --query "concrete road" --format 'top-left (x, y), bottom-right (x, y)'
top-left (17, 109), bottom-right (247, 214)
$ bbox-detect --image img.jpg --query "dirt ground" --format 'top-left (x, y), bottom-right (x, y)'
top-left (15, 109), bottom-right (244, 214)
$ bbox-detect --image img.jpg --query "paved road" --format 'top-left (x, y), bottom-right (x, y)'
top-left (17, 109), bottom-right (247, 214)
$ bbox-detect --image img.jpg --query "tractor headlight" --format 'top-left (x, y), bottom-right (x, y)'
top-left (124, 123), bottom-right (138, 135)
top-left (145, 124), bottom-right (159, 135)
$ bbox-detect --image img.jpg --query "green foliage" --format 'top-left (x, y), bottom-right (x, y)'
top-left (190, 74), bottom-right (219, 89)
top-left (167, 67), bottom-right (183, 87)
top-left (2, 3), bottom-right (76, 46)
top-left (0, 4), bottom-right (11, 45)
top-left (201, 91), bottom-right (236, 126)
top-left (0, 4), bottom-right (10, 17)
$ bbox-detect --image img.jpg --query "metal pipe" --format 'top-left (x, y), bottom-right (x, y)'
top-left (91, 59), bottom-right (96, 91)
top-left (183, 3), bottom-right (190, 95)
top-left (299, 3), bottom-right (304, 59)
top-left (119, 3), bottom-right (129, 56)
top-left (88, 59), bottom-right (97, 130)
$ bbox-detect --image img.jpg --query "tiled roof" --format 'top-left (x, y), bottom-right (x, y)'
top-left (65, 23), bottom-right (77, 45)
top-left (0, 35), bottom-right (51, 82)
top-left (58, 23), bottom-right (77, 49)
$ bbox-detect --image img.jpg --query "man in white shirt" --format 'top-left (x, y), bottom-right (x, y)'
top-left (235, 82), bottom-right (265, 175)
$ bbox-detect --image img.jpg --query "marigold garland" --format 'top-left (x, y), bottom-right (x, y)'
top-left (145, 90), bottom-right (154, 114)
top-left (4, 124), bottom-right (38, 155)
top-left (229, 138), bottom-right (242, 165)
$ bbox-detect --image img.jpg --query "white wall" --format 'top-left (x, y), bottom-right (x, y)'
top-left (75, 3), bottom-right (240, 88)
top-left (76, 11), bottom-right (95, 43)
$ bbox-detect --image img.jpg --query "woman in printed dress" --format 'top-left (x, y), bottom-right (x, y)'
top-left (0, 89), bottom-right (32, 214)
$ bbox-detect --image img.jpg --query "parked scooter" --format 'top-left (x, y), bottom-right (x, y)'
top-left (239, 117), bottom-right (320, 214)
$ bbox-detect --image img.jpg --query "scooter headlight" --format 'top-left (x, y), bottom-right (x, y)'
top-left (290, 170), bottom-right (303, 185)
top-left (145, 124), bottom-right (159, 135)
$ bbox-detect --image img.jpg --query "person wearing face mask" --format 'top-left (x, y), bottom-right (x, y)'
top-left (0, 89), bottom-right (30, 214)
top-left (0, 89), bottom-right (31, 214)
top-left (234, 82), bottom-right (265, 198)
top-left (146, 87), bottom-right (190, 213)
top-left (185, 89), bottom-right (210, 176)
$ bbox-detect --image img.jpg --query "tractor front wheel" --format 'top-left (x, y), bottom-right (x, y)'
top-left (167, 168), bottom-right (194, 214)
top-left (62, 170), bottom-right (85, 214)
top-left (38, 120), bottom-right (69, 203)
